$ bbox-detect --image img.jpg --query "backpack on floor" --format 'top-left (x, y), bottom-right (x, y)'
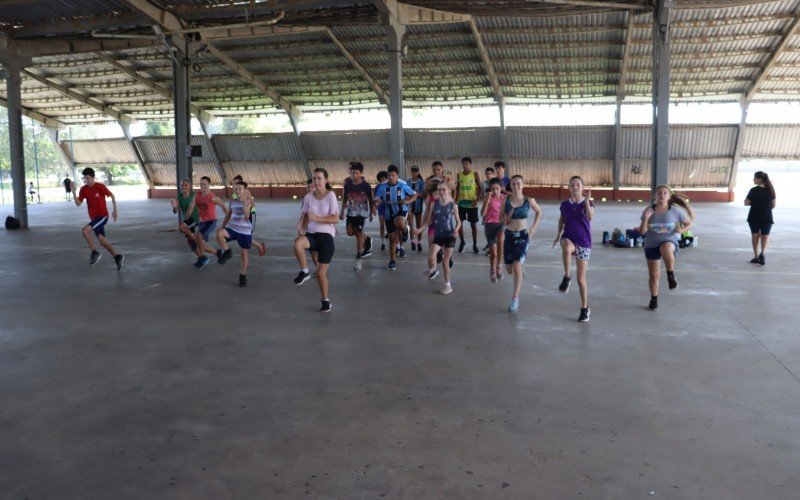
top-left (5, 216), bottom-right (21, 230)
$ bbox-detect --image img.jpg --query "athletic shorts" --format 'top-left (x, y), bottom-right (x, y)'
top-left (645, 241), bottom-right (678, 261)
top-left (88, 216), bottom-right (108, 237)
top-left (378, 204), bottom-right (386, 218)
top-left (346, 216), bottom-right (366, 232)
top-left (458, 206), bottom-right (479, 223)
top-left (197, 220), bottom-right (217, 242)
top-left (385, 213), bottom-right (406, 235)
top-left (224, 227), bottom-right (252, 249)
top-left (503, 229), bottom-right (529, 265)
top-left (748, 220), bottom-right (772, 235)
top-left (484, 223), bottom-right (504, 245)
top-left (182, 217), bottom-right (197, 233)
top-left (433, 235), bottom-right (456, 248)
top-left (562, 238), bottom-right (591, 261)
top-left (306, 232), bottom-right (334, 264)
top-left (249, 212), bottom-right (256, 230)
top-left (408, 203), bottom-right (423, 215)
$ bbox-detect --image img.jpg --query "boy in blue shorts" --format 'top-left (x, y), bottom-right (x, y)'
top-left (71, 167), bottom-right (124, 270)
top-left (216, 181), bottom-right (266, 287)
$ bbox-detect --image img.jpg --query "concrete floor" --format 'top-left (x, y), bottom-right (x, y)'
top-left (1, 198), bottom-right (798, 499)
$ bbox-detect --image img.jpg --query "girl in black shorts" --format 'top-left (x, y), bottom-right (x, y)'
top-left (745, 171), bottom-right (776, 265)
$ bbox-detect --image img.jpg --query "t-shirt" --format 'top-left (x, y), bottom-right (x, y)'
top-left (177, 191), bottom-right (199, 220)
top-left (643, 206), bottom-right (689, 249)
top-left (375, 181), bottom-right (417, 219)
top-left (343, 179), bottom-right (372, 218)
top-left (195, 191), bottom-right (217, 222)
top-left (560, 198), bottom-right (593, 248)
top-left (457, 171), bottom-right (479, 207)
top-left (483, 194), bottom-right (505, 224)
top-left (433, 200), bottom-right (456, 238)
top-left (407, 177), bottom-right (426, 212)
top-left (78, 183), bottom-right (113, 219)
top-left (226, 198), bottom-right (252, 235)
top-left (302, 190), bottom-right (338, 236)
top-left (746, 186), bottom-right (775, 224)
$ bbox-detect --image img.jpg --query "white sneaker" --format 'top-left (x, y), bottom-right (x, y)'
top-left (353, 258), bottom-right (362, 271)
top-left (440, 283), bottom-right (453, 295)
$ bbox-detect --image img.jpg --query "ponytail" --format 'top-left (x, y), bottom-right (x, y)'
top-left (655, 184), bottom-right (695, 221)
top-left (755, 171), bottom-right (775, 198)
top-left (312, 167), bottom-right (333, 192)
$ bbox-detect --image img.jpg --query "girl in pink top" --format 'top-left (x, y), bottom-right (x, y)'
top-left (293, 168), bottom-right (339, 312)
top-left (481, 177), bottom-right (507, 283)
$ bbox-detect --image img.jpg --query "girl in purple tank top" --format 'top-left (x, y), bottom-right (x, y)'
top-left (553, 176), bottom-right (594, 322)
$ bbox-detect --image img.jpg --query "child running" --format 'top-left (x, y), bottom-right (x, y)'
top-left (639, 185), bottom-right (695, 311)
top-left (502, 175), bottom-right (542, 313)
top-left (481, 177), bottom-right (507, 283)
top-left (215, 181), bottom-right (266, 287)
top-left (231, 174), bottom-right (257, 230)
top-left (455, 156), bottom-right (483, 254)
top-left (375, 171), bottom-right (388, 251)
top-left (186, 176), bottom-right (228, 267)
top-left (170, 178), bottom-right (205, 267)
top-left (340, 161), bottom-right (374, 271)
top-left (71, 167), bottom-right (124, 270)
top-left (552, 176), bottom-right (594, 322)
top-left (293, 168), bottom-right (339, 312)
top-left (406, 165), bottom-right (426, 252)
top-left (415, 180), bottom-right (461, 294)
top-left (375, 165), bottom-right (419, 270)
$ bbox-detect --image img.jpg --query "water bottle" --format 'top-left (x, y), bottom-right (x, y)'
top-left (692, 236), bottom-right (698, 248)
top-left (602, 231), bottom-right (610, 245)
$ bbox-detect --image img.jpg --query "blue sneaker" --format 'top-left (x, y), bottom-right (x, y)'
top-left (197, 256), bottom-right (210, 269)
top-left (398, 246), bottom-right (406, 258)
top-left (386, 260), bottom-right (397, 271)
top-left (508, 298), bottom-right (519, 313)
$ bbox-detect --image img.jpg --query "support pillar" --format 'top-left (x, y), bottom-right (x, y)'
top-left (4, 63), bottom-right (28, 227)
top-left (498, 98), bottom-right (509, 170)
top-left (651, 0), bottom-right (674, 191)
top-left (729, 102), bottom-right (749, 192)
top-left (289, 113), bottom-right (313, 180)
top-left (613, 96), bottom-right (623, 190)
top-left (170, 37), bottom-right (192, 189)
top-left (386, 20), bottom-right (406, 176)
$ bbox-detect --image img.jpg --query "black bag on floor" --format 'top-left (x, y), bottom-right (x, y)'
top-left (5, 216), bottom-right (20, 230)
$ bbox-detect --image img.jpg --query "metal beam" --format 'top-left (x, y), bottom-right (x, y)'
top-left (289, 114), bottom-right (313, 180)
top-left (386, 18), bottom-right (405, 175)
top-left (468, 19), bottom-right (503, 102)
top-left (498, 98), bottom-right (509, 170)
top-left (618, 11), bottom-right (634, 99)
top-left (21, 68), bottom-right (136, 123)
top-left (613, 96), bottom-right (623, 190)
top-left (527, 0), bottom-right (651, 10)
top-left (744, 12), bottom-right (800, 103)
top-left (2, 61), bottom-right (28, 227)
top-left (198, 115), bottom-right (229, 188)
top-left (728, 102), bottom-right (748, 192)
top-left (171, 39), bottom-right (192, 189)
top-left (119, 121), bottom-right (155, 190)
top-left (651, 0), bottom-right (674, 191)
top-left (373, 0), bottom-right (471, 24)
top-left (324, 28), bottom-right (389, 105)
top-left (0, 96), bottom-right (66, 128)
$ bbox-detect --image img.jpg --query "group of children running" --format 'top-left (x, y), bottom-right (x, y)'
top-left (69, 160), bottom-right (699, 320)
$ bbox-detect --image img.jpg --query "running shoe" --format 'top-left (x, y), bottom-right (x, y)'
top-left (256, 242), bottom-right (266, 257)
top-left (197, 256), bottom-right (210, 269)
top-left (313, 269), bottom-right (317, 278)
top-left (401, 229), bottom-right (409, 243)
top-left (193, 257), bottom-right (203, 269)
top-left (428, 268), bottom-right (440, 280)
top-left (436, 249), bottom-right (443, 263)
top-left (749, 257), bottom-right (760, 264)
top-left (363, 236), bottom-right (372, 254)
top-left (490, 272), bottom-right (497, 284)
top-left (473, 244), bottom-right (479, 254)
top-left (667, 272), bottom-right (678, 290)
top-left (114, 254), bottom-right (124, 271)
top-left (458, 240), bottom-right (466, 253)
top-left (648, 296), bottom-right (659, 311)
top-left (354, 257), bottom-right (362, 271)
top-left (496, 266), bottom-right (504, 280)
top-left (440, 283), bottom-right (453, 295)
top-left (218, 248), bottom-right (232, 265)
top-left (758, 253), bottom-right (765, 265)
top-left (360, 248), bottom-right (372, 258)
top-left (508, 298), bottom-right (519, 313)
top-left (381, 243), bottom-right (386, 251)
top-left (386, 260), bottom-right (397, 271)
top-left (559, 276), bottom-right (571, 293)
top-left (449, 258), bottom-right (454, 269)
top-left (294, 270), bottom-right (312, 285)
top-left (398, 246), bottom-right (406, 258)
top-left (320, 300), bottom-right (332, 313)
top-left (411, 242), bottom-right (417, 252)
top-left (239, 274), bottom-right (247, 287)
top-left (89, 250), bottom-right (101, 266)
top-left (578, 307), bottom-right (590, 322)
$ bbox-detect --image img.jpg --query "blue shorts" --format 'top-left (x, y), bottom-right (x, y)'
top-left (503, 229), bottom-right (529, 264)
top-left (197, 220), bottom-right (217, 242)
top-left (378, 204), bottom-right (386, 218)
top-left (645, 241), bottom-right (678, 260)
top-left (88, 216), bottom-right (108, 236)
top-left (181, 217), bottom-right (197, 233)
top-left (225, 228), bottom-right (252, 249)
top-left (748, 220), bottom-right (772, 235)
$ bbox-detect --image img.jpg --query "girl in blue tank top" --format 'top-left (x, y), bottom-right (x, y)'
top-left (502, 175), bottom-right (542, 313)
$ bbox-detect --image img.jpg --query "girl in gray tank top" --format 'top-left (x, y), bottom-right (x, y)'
top-left (414, 181), bottom-right (462, 295)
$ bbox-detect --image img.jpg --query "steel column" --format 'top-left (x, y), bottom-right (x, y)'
top-left (289, 113), bottom-right (313, 180)
top-left (5, 63), bottom-right (28, 227)
top-left (198, 116), bottom-right (229, 188)
top-left (651, 0), bottom-right (674, 191)
top-left (171, 38), bottom-right (192, 189)
top-left (613, 96), bottom-right (623, 190)
top-left (498, 98), bottom-right (509, 169)
top-left (728, 102), bottom-right (749, 192)
top-left (386, 20), bottom-right (406, 176)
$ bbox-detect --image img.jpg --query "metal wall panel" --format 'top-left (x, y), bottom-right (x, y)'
top-left (303, 130), bottom-right (389, 159)
top-left (619, 158), bottom-right (731, 188)
top-left (742, 125), bottom-right (800, 159)
top-left (134, 136), bottom-right (215, 163)
top-left (66, 138), bottom-right (137, 164)
top-left (508, 127), bottom-right (613, 159)
top-left (146, 162), bottom-right (221, 186)
top-left (406, 128), bottom-right (500, 158)
top-left (511, 159), bottom-right (612, 186)
top-left (621, 125), bottom-right (738, 159)
top-left (214, 134), bottom-right (301, 162)
top-left (222, 161), bottom-right (307, 185)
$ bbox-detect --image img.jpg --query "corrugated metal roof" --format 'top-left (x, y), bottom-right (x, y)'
top-left (406, 128), bottom-right (500, 158)
top-left (509, 127), bottom-right (613, 159)
top-left (214, 134), bottom-right (301, 162)
top-left (742, 125), bottom-right (800, 158)
top-left (64, 138), bottom-right (137, 164)
top-left (135, 136), bottom-right (215, 163)
top-left (146, 162), bottom-right (222, 186)
top-left (303, 130), bottom-right (390, 159)
top-left (511, 159), bottom-right (613, 187)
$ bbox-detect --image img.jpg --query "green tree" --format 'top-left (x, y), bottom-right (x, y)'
top-left (145, 120), bottom-right (172, 136)
top-left (96, 164), bottom-right (138, 186)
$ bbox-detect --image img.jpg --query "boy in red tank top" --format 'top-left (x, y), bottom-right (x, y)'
top-left (71, 167), bottom-right (124, 270)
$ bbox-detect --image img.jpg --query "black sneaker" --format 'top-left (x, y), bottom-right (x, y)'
top-left (667, 271), bottom-right (678, 290)
top-left (114, 254), bottom-right (124, 271)
top-left (649, 296), bottom-right (659, 311)
top-left (381, 243), bottom-right (386, 251)
top-left (578, 307), bottom-right (590, 322)
top-left (363, 236), bottom-right (373, 254)
top-left (473, 244), bottom-right (479, 254)
top-left (436, 249), bottom-right (443, 263)
top-left (559, 276), bottom-right (571, 292)
top-left (89, 250), bottom-right (101, 266)
top-left (411, 242), bottom-right (417, 252)
top-left (449, 257), bottom-right (454, 269)
top-left (239, 274), bottom-right (247, 287)
top-left (758, 253), bottom-right (765, 265)
top-left (398, 246), bottom-right (406, 258)
top-left (320, 300), bottom-right (332, 313)
top-left (197, 256), bottom-right (210, 269)
top-left (193, 257), bottom-right (203, 269)
top-left (417, 243), bottom-right (422, 252)
top-left (427, 268), bottom-right (440, 280)
top-left (458, 240), bottom-right (466, 253)
top-left (750, 257), bottom-right (760, 264)
top-left (401, 229), bottom-right (409, 243)
top-left (218, 248), bottom-right (232, 265)
top-left (294, 270), bottom-right (312, 285)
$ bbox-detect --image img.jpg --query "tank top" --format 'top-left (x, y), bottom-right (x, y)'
top-left (433, 200), bottom-right (456, 238)
top-left (195, 191), bottom-right (217, 221)
top-left (484, 195), bottom-right (504, 224)
top-left (226, 198), bottom-right (253, 234)
top-left (457, 171), bottom-right (478, 206)
top-left (505, 196), bottom-right (531, 220)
